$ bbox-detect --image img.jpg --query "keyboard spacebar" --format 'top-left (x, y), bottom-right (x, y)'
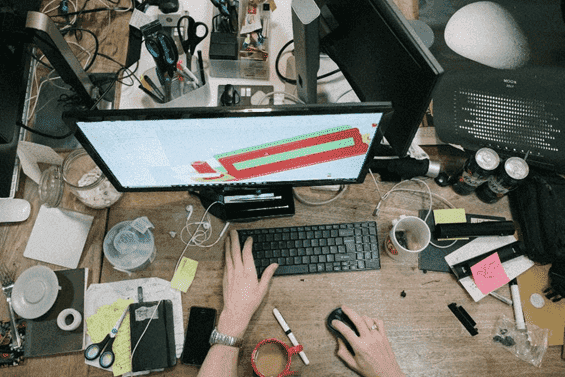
top-left (274, 265), bottom-right (309, 275)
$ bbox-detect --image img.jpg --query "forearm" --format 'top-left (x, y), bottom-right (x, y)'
top-left (196, 311), bottom-right (249, 377)
top-left (196, 344), bottom-right (240, 377)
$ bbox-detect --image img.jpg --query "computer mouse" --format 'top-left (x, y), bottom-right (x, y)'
top-left (326, 307), bottom-right (359, 355)
top-left (0, 199), bottom-right (31, 223)
top-left (220, 84), bottom-right (240, 106)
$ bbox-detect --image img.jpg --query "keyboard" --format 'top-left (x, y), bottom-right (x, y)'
top-left (238, 221), bottom-right (380, 277)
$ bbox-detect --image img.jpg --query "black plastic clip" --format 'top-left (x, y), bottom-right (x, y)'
top-left (448, 303), bottom-right (478, 336)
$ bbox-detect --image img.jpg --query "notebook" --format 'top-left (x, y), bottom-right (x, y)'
top-left (129, 299), bottom-right (177, 372)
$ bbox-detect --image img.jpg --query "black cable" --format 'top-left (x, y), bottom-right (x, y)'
top-left (275, 39), bottom-right (341, 85)
top-left (49, 6), bottom-right (132, 17)
top-left (16, 120), bottom-right (75, 140)
top-left (98, 53), bottom-right (143, 87)
top-left (89, 75), bottom-right (118, 110)
top-left (64, 27), bottom-right (100, 72)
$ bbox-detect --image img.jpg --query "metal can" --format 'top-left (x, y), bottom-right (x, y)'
top-left (476, 157), bottom-right (529, 204)
top-left (452, 148), bottom-right (500, 195)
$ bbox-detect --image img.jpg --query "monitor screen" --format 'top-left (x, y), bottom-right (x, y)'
top-left (316, 0), bottom-right (444, 157)
top-left (64, 102), bottom-right (392, 192)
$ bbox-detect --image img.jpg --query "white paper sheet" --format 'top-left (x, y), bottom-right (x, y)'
top-left (23, 205), bottom-right (94, 268)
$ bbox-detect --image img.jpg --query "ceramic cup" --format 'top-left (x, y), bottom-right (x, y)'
top-left (384, 215), bottom-right (431, 267)
top-left (251, 338), bottom-right (303, 377)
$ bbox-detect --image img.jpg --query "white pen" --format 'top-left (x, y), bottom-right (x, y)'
top-left (273, 308), bottom-right (309, 365)
top-left (177, 62), bottom-right (200, 86)
top-left (510, 279), bottom-right (526, 331)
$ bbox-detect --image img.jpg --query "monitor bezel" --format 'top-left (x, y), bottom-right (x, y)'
top-left (63, 102), bottom-right (393, 193)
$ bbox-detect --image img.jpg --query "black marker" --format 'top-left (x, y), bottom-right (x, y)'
top-left (197, 50), bottom-right (206, 87)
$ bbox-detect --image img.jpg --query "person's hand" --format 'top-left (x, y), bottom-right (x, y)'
top-left (332, 305), bottom-right (405, 377)
top-left (218, 230), bottom-right (278, 338)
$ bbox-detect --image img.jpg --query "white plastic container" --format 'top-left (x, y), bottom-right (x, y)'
top-left (103, 218), bottom-right (156, 273)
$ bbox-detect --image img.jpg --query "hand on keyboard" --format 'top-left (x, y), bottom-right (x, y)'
top-left (238, 222), bottom-right (380, 277)
top-left (217, 230), bottom-right (278, 338)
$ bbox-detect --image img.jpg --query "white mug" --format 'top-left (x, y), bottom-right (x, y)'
top-left (384, 215), bottom-right (431, 267)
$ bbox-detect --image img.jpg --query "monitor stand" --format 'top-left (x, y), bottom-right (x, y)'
top-left (190, 186), bottom-right (295, 222)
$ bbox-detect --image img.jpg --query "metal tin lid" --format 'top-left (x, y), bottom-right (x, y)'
top-left (475, 148), bottom-right (500, 171)
top-left (504, 157), bottom-right (529, 180)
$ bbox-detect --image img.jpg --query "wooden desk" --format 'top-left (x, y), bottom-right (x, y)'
top-left (17, 173), bottom-right (553, 377)
top-left (2, 1), bottom-right (564, 376)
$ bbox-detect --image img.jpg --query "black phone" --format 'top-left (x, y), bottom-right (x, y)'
top-left (181, 306), bottom-right (217, 366)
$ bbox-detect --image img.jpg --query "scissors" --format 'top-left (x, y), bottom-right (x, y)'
top-left (144, 31), bottom-right (178, 101)
top-left (177, 16), bottom-right (209, 66)
top-left (84, 306), bottom-right (129, 368)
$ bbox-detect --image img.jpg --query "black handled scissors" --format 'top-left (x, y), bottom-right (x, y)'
top-left (177, 16), bottom-right (209, 58)
top-left (84, 306), bottom-right (129, 368)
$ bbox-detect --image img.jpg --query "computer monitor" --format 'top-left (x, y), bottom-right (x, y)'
top-left (63, 102), bottom-right (393, 221)
top-left (292, 0), bottom-right (444, 157)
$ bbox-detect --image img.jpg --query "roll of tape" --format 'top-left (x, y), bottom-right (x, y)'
top-left (57, 308), bottom-right (82, 331)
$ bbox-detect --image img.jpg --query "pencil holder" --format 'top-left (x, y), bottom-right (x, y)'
top-left (140, 66), bottom-right (211, 108)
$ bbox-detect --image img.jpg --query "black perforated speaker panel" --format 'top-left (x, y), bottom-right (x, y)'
top-left (434, 68), bottom-right (565, 172)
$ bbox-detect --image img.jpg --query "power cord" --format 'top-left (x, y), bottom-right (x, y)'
top-left (293, 185), bottom-right (348, 206)
top-left (275, 39), bottom-right (341, 85)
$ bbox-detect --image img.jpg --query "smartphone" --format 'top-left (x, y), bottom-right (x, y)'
top-left (181, 306), bottom-right (217, 366)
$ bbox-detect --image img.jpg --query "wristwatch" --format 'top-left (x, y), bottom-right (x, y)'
top-left (209, 327), bottom-right (244, 348)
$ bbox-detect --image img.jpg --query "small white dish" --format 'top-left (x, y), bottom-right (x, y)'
top-left (12, 265), bottom-right (59, 319)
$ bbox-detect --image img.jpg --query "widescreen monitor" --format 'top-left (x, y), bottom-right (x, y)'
top-left (63, 102), bottom-right (392, 220)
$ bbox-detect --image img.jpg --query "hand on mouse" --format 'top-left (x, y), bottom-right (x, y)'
top-left (218, 230), bottom-right (278, 338)
top-left (332, 305), bottom-right (405, 377)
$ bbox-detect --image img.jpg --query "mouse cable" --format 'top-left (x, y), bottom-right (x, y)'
top-left (275, 39), bottom-right (341, 85)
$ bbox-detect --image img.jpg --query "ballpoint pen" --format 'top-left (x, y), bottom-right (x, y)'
top-left (273, 308), bottom-right (309, 365)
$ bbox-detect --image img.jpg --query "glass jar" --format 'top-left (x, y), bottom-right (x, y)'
top-left (39, 149), bottom-right (122, 209)
top-left (62, 149), bottom-right (122, 209)
top-left (38, 165), bottom-right (65, 208)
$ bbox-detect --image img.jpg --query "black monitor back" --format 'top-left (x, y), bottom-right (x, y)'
top-left (317, 0), bottom-right (443, 157)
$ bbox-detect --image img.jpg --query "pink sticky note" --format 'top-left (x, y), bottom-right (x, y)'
top-left (470, 253), bottom-right (511, 295)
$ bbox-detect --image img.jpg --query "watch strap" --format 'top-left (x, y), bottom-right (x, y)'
top-left (209, 327), bottom-right (243, 348)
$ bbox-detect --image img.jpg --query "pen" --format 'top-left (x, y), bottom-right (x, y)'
top-left (510, 279), bottom-right (526, 331)
top-left (489, 291), bottom-right (513, 306)
top-left (143, 75), bottom-right (166, 101)
top-left (177, 62), bottom-right (200, 86)
top-left (273, 308), bottom-right (309, 365)
top-left (197, 50), bottom-right (206, 87)
top-left (138, 85), bottom-right (164, 103)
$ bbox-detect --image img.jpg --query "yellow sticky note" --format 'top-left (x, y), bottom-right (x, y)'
top-left (433, 208), bottom-right (466, 224)
top-left (433, 208), bottom-right (467, 240)
top-left (85, 298), bottom-right (133, 375)
top-left (171, 257), bottom-right (199, 292)
top-left (111, 311), bottom-right (132, 377)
